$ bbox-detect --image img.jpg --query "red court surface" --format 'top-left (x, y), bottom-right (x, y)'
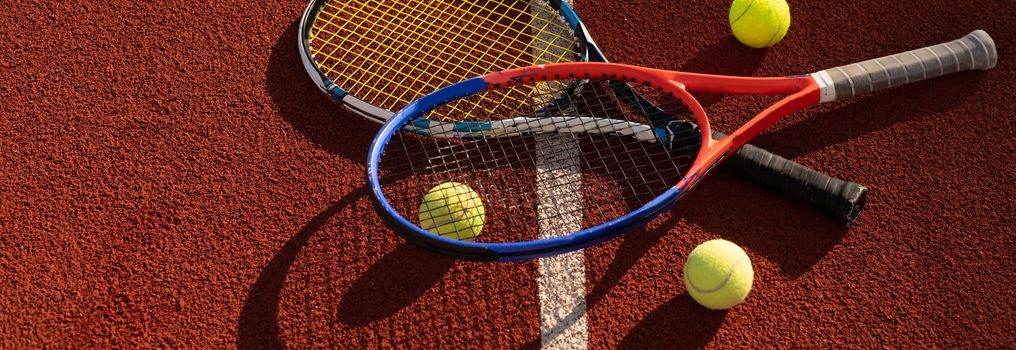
top-left (1, 0), bottom-right (1014, 348)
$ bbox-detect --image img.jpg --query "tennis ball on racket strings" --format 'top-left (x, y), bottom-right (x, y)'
top-left (684, 239), bottom-right (754, 310)
top-left (419, 182), bottom-right (485, 241)
top-left (729, 0), bottom-right (791, 48)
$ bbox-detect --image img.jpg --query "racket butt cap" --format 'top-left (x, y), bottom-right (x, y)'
top-left (838, 184), bottom-right (867, 227)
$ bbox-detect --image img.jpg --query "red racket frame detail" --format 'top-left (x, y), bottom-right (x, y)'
top-left (484, 62), bottom-right (821, 193)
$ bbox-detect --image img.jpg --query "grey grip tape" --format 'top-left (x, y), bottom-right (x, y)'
top-left (813, 30), bottom-right (997, 102)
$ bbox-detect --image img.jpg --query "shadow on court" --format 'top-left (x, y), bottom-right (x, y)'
top-left (236, 184), bottom-right (455, 347)
top-left (680, 36), bottom-right (768, 109)
top-left (237, 187), bottom-right (368, 349)
top-left (336, 244), bottom-right (454, 326)
top-left (265, 19), bottom-right (378, 162)
top-left (256, 17), bottom-right (989, 350)
top-left (617, 293), bottom-right (726, 349)
top-left (753, 72), bottom-right (987, 159)
top-left (680, 176), bottom-right (849, 278)
top-left (516, 215), bottom-right (682, 350)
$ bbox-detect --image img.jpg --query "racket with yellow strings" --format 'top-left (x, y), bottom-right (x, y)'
top-left (297, 0), bottom-right (867, 225)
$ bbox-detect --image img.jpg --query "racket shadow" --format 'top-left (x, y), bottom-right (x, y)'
top-left (266, 19), bottom-right (378, 162)
top-left (753, 73), bottom-right (987, 159)
top-left (336, 244), bottom-right (455, 327)
top-left (237, 184), bottom-right (457, 346)
top-left (237, 186), bottom-right (368, 349)
top-left (678, 36), bottom-right (767, 110)
top-left (516, 214), bottom-right (681, 350)
top-left (616, 293), bottom-right (726, 349)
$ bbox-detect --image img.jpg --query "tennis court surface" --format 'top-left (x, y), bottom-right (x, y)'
top-left (1, 0), bottom-right (1013, 348)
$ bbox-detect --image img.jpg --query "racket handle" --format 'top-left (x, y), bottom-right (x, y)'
top-left (716, 131), bottom-right (868, 226)
top-left (814, 30), bottom-right (996, 102)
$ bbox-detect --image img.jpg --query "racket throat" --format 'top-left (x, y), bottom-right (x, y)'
top-left (677, 148), bottom-right (731, 193)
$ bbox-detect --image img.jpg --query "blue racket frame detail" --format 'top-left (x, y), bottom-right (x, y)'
top-left (366, 77), bottom-right (684, 261)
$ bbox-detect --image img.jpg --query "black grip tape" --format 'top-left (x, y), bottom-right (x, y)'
top-left (716, 131), bottom-right (868, 226)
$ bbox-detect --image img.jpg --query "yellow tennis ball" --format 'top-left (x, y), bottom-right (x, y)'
top-left (683, 239), bottom-right (754, 310)
top-left (729, 0), bottom-right (791, 48)
top-left (418, 182), bottom-right (485, 241)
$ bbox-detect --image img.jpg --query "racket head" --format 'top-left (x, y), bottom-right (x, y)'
top-left (297, 0), bottom-right (601, 123)
top-left (368, 63), bottom-right (722, 261)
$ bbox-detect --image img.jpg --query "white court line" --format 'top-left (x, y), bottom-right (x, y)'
top-left (536, 134), bottom-right (587, 349)
top-left (532, 1), bottom-right (588, 349)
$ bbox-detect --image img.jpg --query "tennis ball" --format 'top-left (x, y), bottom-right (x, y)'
top-left (419, 182), bottom-right (485, 241)
top-left (683, 239), bottom-right (754, 310)
top-left (729, 0), bottom-right (791, 48)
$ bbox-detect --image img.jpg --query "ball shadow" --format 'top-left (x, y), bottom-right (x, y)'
top-left (236, 183), bottom-right (455, 348)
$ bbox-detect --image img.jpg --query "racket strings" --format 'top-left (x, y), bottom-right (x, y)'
top-left (378, 79), bottom-right (701, 243)
top-left (327, 1), bottom-right (531, 100)
top-left (319, 0), bottom-right (576, 74)
top-left (574, 83), bottom-right (697, 198)
top-left (315, 2), bottom-right (506, 105)
top-left (310, 0), bottom-right (580, 115)
top-left (390, 136), bottom-right (541, 241)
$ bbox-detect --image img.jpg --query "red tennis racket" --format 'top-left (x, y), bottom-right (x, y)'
top-left (368, 30), bottom-right (996, 261)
